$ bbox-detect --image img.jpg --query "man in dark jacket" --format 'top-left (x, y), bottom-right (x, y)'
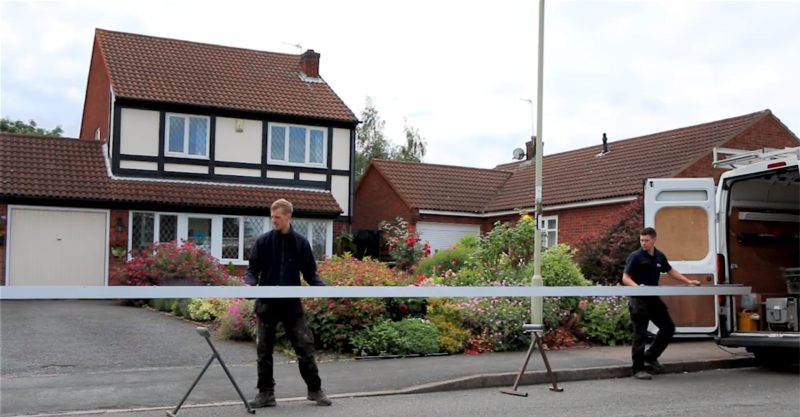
top-left (622, 227), bottom-right (700, 380)
top-left (245, 198), bottom-right (331, 407)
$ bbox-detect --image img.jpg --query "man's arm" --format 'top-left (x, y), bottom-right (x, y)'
top-left (622, 272), bottom-right (641, 287)
top-left (244, 237), bottom-right (262, 286)
top-left (666, 268), bottom-right (701, 286)
top-left (300, 239), bottom-right (326, 286)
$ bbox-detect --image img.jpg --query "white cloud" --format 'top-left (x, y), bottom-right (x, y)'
top-left (1, 0), bottom-right (798, 169)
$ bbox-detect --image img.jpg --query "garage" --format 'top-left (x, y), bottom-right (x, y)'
top-left (7, 206), bottom-right (108, 286)
top-left (416, 222), bottom-right (481, 252)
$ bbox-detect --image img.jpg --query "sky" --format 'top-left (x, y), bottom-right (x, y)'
top-left (1, 0), bottom-right (798, 169)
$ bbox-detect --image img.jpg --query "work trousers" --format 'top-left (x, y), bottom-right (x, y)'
top-left (255, 299), bottom-right (322, 392)
top-left (628, 296), bottom-right (675, 372)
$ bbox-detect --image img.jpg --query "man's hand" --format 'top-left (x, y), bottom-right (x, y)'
top-left (687, 279), bottom-right (701, 286)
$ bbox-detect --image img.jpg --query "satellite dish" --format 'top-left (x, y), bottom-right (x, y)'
top-left (512, 148), bottom-right (526, 160)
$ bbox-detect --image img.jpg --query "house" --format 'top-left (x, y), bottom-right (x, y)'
top-left (354, 110), bottom-right (799, 252)
top-left (0, 29), bottom-right (358, 286)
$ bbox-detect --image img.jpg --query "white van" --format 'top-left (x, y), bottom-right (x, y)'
top-left (645, 147), bottom-right (799, 365)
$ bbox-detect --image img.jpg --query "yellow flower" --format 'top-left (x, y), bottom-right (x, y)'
top-left (520, 214), bottom-right (532, 222)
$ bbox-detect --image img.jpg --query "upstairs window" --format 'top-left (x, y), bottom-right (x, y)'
top-left (268, 123), bottom-right (326, 166)
top-left (165, 113), bottom-right (209, 158)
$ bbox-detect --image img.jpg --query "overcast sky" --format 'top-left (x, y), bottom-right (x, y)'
top-left (1, 0), bottom-right (798, 168)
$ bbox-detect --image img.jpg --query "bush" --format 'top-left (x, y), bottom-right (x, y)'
top-left (111, 241), bottom-right (231, 286)
top-left (574, 202), bottom-right (643, 285)
top-left (350, 318), bottom-right (440, 356)
top-left (188, 298), bottom-right (231, 322)
top-left (218, 298), bottom-right (257, 341)
top-left (380, 217), bottom-right (431, 271)
top-left (303, 255), bottom-right (408, 352)
top-left (416, 243), bottom-right (473, 277)
top-left (473, 214), bottom-right (537, 271)
top-left (457, 297), bottom-right (531, 352)
top-left (427, 300), bottom-right (472, 354)
top-left (579, 296), bottom-right (632, 346)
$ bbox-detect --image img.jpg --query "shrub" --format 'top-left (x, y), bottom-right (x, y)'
top-left (574, 202), bottom-right (643, 285)
top-left (188, 298), bottom-right (230, 322)
top-left (303, 255), bottom-right (408, 351)
top-left (416, 243), bottom-right (472, 277)
top-left (218, 298), bottom-right (257, 341)
top-left (426, 298), bottom-right (471, 353)
top-left (170, 299), bottom-right (192, 318)
top-left (457, 296), bottom-right (531, 352)
top-left (379, 217), bottom-right (430, 271)
top-left (579, 296), bottom-right (632, 346)
top-left (473, 214), bottom-right (537, 271)
top-left (111, 241), bottom-right (231, 286)
top-left (350, 318), bottom-right (440, 356)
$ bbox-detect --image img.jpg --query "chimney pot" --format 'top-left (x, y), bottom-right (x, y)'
top-left (300, 49), bottom-right (320, 78)
top-left (602, 132), bottom-right (608, 154)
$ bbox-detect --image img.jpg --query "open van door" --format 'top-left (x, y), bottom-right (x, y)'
top-left (644, 178), bottom-right (717, 334)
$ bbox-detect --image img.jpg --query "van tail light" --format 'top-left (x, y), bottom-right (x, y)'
top-left (767, 161), bottom-right (786, 169)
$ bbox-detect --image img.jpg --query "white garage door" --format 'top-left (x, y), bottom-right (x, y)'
top-left (416, 222), bottom-right (480, 252)
top-left (7, 206), bottom-right (108, 286)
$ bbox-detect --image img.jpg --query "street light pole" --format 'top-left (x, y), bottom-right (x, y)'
top-left (531, 0), bottom-right (545, 326)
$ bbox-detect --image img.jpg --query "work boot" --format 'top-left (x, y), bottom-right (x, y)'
top-left (645, 358), bottom-right (665, 373)
top-left (307, 389), bottom-right (332, 406)
top-left (249, 390), bottom-right (276, 408)
top-left (632, 370), bottom-right (653, 380)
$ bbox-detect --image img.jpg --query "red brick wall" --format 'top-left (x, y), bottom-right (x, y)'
top-left (678, 114), bottom-right (799, 180)
top-left (353, 170), bottom-right (414, 230)
top-left (107, 209), bottom-right (129, 280)
top-left (79, 38), bottom-right (111, 142)
top-left (0, 204), bottom-right (7, 285)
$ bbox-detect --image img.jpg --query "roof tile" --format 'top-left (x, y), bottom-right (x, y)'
top-left (0, 133), bottom-right (342, 214)
top-left (95, 29), bottom-right (357, 123)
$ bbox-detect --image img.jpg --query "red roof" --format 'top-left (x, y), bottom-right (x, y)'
top-left (367, 160), bottom-right (512, 212)
top-left (362, 110), bottom-right (796, 213)
top-left (0, 133), bottom-right (342, 214)
top-left (488, 109), bottom-right (777, 211)
top-left (95, 29), bottom-right (357, 123)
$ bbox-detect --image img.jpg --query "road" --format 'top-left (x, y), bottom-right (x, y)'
top-left (32, 367), bottom-right (800, 417)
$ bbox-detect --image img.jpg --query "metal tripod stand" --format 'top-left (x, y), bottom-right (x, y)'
top-left (166, 327), bottom-right (255, 416)
top-left (500, 324), bottom-right (563, 397)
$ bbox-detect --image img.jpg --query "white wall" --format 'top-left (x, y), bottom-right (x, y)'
top-left (331, 128), bottom-right (351, 170)
top-left (120, 108), bottom-right (159, 157)
top-left (215, 117), bottom-right (262, 163)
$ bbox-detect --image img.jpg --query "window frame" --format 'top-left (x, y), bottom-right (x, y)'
top-left (164, 112), bottom-right (210, 159)
top-left (538, 215), bottom-right (558, 249)
top-left (266, 122), bottom-right (327, 167)
top-left (128, 211), bottom-right (332, 264)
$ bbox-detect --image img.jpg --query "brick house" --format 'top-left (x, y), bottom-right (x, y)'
top-left (1, 29), bottom-right (358, 286)
top-left (354, 110), bottom-right (799, 252)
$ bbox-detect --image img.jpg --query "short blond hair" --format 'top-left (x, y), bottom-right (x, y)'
top-left (271, 198), bottom-right (293, 215)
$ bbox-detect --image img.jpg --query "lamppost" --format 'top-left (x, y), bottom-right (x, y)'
top-left (531, 0), bottom-right (546, 326)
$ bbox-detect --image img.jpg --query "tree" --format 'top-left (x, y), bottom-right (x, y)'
top-left (355, 97), bottom-right (393, 179)
top-left (392, 119), bottom-right (427, 162)
top-left (0, 118), bottom-right (63, 136)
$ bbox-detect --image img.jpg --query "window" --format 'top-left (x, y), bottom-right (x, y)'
top-left (539, 215), bottom-right (558, 249)
top-left (165, 113), bottom-right (209, 158)
top-left (129, 212), bottom-right (331, 264)
top-left (292, 219), bottom-right (331, 260)
top-left (268, 123), bottom-right (326, 166)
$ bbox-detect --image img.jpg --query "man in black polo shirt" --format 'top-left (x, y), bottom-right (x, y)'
top-left (622, 227), bottom-right (700, 380)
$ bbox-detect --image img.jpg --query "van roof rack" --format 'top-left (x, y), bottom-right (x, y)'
top-left (712, 147), bottom-right (800, 169)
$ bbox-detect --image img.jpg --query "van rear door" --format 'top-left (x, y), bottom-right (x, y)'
top-left (644, 178), bottom-right (717, 334)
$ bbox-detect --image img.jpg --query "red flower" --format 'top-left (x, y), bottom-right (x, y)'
top-left (405, 235), bottom-right (417, 247)
top-left (417, 274), bottom-right (427, 282)
top-left (398, 304), bottom-right (409, 314)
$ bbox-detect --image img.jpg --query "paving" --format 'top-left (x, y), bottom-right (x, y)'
top-left (0, 300), bottom-right (755, 417)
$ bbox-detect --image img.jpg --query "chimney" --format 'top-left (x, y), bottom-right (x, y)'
top-left (602, 132), bottom-right (609, 154)
top-left (525, 136), bottom-right (535, 160)
top-left (300, 49), bottom-right (320, 78)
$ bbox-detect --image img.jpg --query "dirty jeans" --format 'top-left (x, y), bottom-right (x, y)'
top-left (628, 296), bottom-right (675, 372)
top-left (255, 299), bottom-right (321, 392)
